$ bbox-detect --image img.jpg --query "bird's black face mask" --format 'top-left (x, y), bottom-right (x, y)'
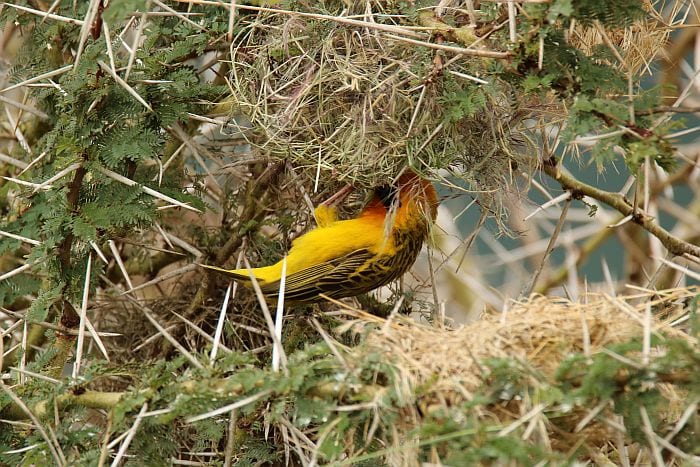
top-left (375, 185), bottom-right (399, 210)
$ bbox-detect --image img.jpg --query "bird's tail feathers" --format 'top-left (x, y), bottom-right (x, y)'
top-left (198, 263), bottom-right (255, 282)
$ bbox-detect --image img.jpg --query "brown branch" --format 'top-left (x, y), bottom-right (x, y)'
top-left (536, 159), bottom-right (699, 293)
top-left (2, 376), bottom-right (382, 421)
top-left (57, 163), bottom-right (88, 329)
top-left (41, 163), bottom-right (88, 378)
top-left (541, 160), bottom-right (700, 259)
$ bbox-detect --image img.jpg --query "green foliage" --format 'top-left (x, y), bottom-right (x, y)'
top-left (562, 91), bottom-right (681, 172)
top-left (441, 84), bottom-right (488, 123)
top-left (1, 309), bottom-right (698, 465)
top-left (102, 0), bottom-right (149, 24)
top-left (0, 274), bottom-right (40, 310)
top-left (26, 282), bottom-right (63, 322)
top-left (506, 0), bottom-right (676, 176)
top-left (533, 0), bottom-right (647, 27)
top-left (0, 0), bottom-right (225, 312)
top-left (557, 336), bottom-right (700, 444)
top-left (522, 72), bottom-right (556, 93)
top-left (509, 25), bottom-right (626, 98)
top-left (547, 0), bottom-right (573, 22)
top-left (569, 0), bottom-right (647, 27)
top-left (0, 2), bottom-right (226, 458)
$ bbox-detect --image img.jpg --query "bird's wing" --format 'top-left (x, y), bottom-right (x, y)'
top-left (260, 248), bottom-right (376, 302)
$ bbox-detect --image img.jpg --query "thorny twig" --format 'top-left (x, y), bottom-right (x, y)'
top-left (541, 159), bottom-right (700, 260)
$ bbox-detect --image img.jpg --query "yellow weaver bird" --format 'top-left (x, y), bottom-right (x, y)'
top-left (200, 170), bottom-right (438, 302)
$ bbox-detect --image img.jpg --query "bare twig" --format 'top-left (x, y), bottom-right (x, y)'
top-left (3, 4), bottom-right (83, 26)
top-left (383, 33), bottom-right (511, 58)
top-left (111, 403), bottom-right (148, 467)
top-left (0, 65), bottom-right (73, 94)
top-left (525, 198), bottom-right (572, 296)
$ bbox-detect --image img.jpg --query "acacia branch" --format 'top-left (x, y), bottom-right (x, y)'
top-left (1, 376), bottom-right (383, 421)
top-left (57, 163), bottom-right (88, 329)
top-left (40, 163), bottom-right (88, 378)
top-left (0, 388), bottom-right (126, 420)
top-left (541, 160), bottom-right (700, 259)
top-left (1, 364), bottom-right (691, 421)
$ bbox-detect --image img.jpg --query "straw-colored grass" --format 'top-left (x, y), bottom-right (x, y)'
top-left (569, 0), bottom-right (680, 76)
top-left (351, 289), bottom-right (692, 399)
top-left (327, 287), bottom-right (697, 465)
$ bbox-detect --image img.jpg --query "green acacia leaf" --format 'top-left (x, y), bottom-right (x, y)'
top-left (72, 217), bottom-right (97, 241)
top-left (26, 283), bottom-right (64, 322)
top-left (548, 0), bottom-right (573, 22)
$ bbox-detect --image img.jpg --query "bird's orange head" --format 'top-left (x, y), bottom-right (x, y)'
top-left (362, 169), bottom-right (439, 232)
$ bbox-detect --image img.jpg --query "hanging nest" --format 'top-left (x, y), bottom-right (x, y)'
top-left (220, 0), bottom-right (678, 225)
top-left (223, 3), bottom-right (533, 219)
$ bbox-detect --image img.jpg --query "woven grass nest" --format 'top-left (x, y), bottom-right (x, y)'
top-left (225, 4), bottom-right (529, 208)
top-left (333, 287), bottom-right (697, 465)
top-left (219, 0), bottom-right (678, 229)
